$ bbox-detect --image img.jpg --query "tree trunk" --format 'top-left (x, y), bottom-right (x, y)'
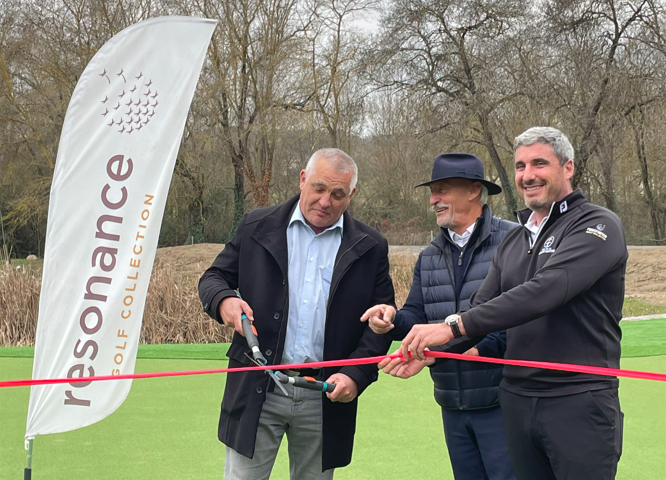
top-left (600, 149), bottom-right (616, 212)
top-left (246, 136), bottom-right (274, 208)
top-left (633, 122), bottom-right (660, 243)
top-left (231, 155), bottom-right (246, 234)
top-left (175, 154), bottom-right (207, 243)
top-left (478, 114), bottom-right (517, 213)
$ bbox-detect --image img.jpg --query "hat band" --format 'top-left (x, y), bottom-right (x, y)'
top-left (449, 169), bottom-right (482, 178)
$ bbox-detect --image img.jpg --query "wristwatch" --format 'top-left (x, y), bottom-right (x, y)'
top-left (444, 314), bottom-right (462, 338)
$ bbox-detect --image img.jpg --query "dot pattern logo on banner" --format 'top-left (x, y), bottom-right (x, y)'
top-left (99, 68), bottom-right (159, 134)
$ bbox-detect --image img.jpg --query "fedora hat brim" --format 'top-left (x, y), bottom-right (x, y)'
top-left (415, 176), bottom-right (503, 195)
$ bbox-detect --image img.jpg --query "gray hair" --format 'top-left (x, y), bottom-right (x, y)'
top-left (513, 127), bottom-right (574, 166)
top-left (479, 184), bottom-right (488, 205)
top-left (304, 148), bottom-right (358, 192)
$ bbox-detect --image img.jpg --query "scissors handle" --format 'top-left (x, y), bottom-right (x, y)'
top-left (237, 292), bottom-right (267, 365)
top-left (287, 376), bottom-right (336, 393)
top-left (241, 315), bottom-right (267, 365)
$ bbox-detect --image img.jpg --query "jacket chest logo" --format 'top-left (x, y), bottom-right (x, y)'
top-left (538, 236), bottom-right (556, 255)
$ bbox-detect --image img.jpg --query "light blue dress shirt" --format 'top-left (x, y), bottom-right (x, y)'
top-left (281, 206), bottom-right (343, 364)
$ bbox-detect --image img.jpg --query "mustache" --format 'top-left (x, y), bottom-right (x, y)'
top-left (433, 202), bottom-right (449, 211)
top-left (521, 179), bottom-right (542, 188)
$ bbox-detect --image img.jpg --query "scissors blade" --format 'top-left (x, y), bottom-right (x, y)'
top-left (244, 352), bottom-right (289, 396)
top-left (267, 370), bottom-right (289, 396)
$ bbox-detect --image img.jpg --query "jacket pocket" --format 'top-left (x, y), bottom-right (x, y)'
top-left (226, 340), bottom-right (252, 365)
top-left (220, 341), bottom-right (253, 420)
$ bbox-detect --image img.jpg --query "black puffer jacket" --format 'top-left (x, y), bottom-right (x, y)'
top-left (392, 205), bottom-right (517, 409)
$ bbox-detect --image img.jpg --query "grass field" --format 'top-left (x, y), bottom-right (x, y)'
top-left (1, 320), bottom-right (665, 479)
top-left (622, 298), bottom-right (666, 318)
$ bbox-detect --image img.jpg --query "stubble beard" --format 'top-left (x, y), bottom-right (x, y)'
top-left (434, 204), bottom-right (456, 229)
top-left (525, 196), bottom-right (550, 213)
top-left (521, 180), bottom-right (551, 214)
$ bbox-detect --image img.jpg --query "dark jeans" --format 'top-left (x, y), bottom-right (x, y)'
top-left (499, 387), bottom-right (623, 480)
top-left (442, 406), bottom-right (516, 480)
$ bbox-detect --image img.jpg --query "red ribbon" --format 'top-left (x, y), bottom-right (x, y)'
top-left (1, 350), bottom-right (665, 389)
top-left (424, 351), bottom-right (666, 382)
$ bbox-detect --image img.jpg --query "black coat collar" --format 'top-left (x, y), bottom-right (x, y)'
top-left (250, 194), bottom-right (375, 279)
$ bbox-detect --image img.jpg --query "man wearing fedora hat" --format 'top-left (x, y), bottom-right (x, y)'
top-left (362, 153), bottom-right (517, 480)
top-left (385, 128), bottom-right (628, 480)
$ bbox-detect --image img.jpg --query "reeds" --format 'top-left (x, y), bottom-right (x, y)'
top-left (390, 255), bottom-right (418, 308)
top-left (141, 260), bottom-right (232, 344)
top-left (0, 254), bottom-right (418, 347)
top-left (0, 265), bottom-right (41, 346)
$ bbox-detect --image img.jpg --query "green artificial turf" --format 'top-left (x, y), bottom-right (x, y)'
top-left (613, 356), bottom-right (666, 480)
top-left (1, 319), bottom-right (665, 478)
top-left (0, 357), bottom-right (227, 479)
top-left (2, 317), bottom-right (665, 360)
top-left (136, 343), bottom-right (230, 360)
top-left (620, 318), bottom-right (666, 357)
top-left (1, 356), bottom-right (664, 479)
top-left (0, 343), bottom-right (231, 360)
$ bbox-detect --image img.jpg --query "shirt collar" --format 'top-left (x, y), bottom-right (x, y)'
top-left (448, 222), bottom-right (476, 247)
top-left (289, 204), bottom-right (344, 236)
top-left (524, 211), bottom-right (541, 235)
top-left (524, 211), bottom-right (549, 244)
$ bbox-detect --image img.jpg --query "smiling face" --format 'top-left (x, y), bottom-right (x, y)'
top-left (299, 159), bottom-right (355, 234)
top-left (429, 178), bottom-right (483, 234)
top-left (514, 143), bottom-right (574, 222)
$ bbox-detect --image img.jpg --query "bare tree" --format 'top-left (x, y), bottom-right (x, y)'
top-left (541, 0), bottom-right (650, 188)
top-left (369, 0), bottom-right (526, 212)
top-left (0, 1), bottom-right (157, 255)
top-left (301, 0), bottom-right (375, 151)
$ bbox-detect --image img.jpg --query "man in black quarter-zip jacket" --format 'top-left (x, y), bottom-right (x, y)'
top-left (199, 148), bottom-right (394, 479)
top-left (386, 127), bottom-right (628, 480)
top-left (362, 153), bottom-right (517, 480)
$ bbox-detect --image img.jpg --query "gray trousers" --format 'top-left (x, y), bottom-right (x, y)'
top-left (224, 382), bottom-right (335, 480)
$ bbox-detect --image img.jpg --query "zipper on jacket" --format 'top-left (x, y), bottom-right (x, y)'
top-left (444, 227), bottom-right (485, 409)
top-left (523, 201), bottom-right (558, 254)
top-left (442, 221), bottom-right (481, 301)
top-left (449, 215), bottom-right (484, 267)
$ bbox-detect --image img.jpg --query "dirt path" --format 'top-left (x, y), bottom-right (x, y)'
top-left (156, 244), bottom-right (666, 306)
top-left (624, 247), bottom-right (666, 305)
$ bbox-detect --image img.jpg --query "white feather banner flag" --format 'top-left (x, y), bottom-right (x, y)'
top-left (26, 16), bottom-right (216, 438)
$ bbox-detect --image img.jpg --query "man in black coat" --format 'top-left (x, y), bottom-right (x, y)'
top-left (198, 148), bottom-right (394, 479)
top-left (362, 153), bottom-right (516, 480)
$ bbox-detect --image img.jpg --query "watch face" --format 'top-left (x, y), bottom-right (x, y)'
top-left (445, 315), bottom-right (458, 325)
